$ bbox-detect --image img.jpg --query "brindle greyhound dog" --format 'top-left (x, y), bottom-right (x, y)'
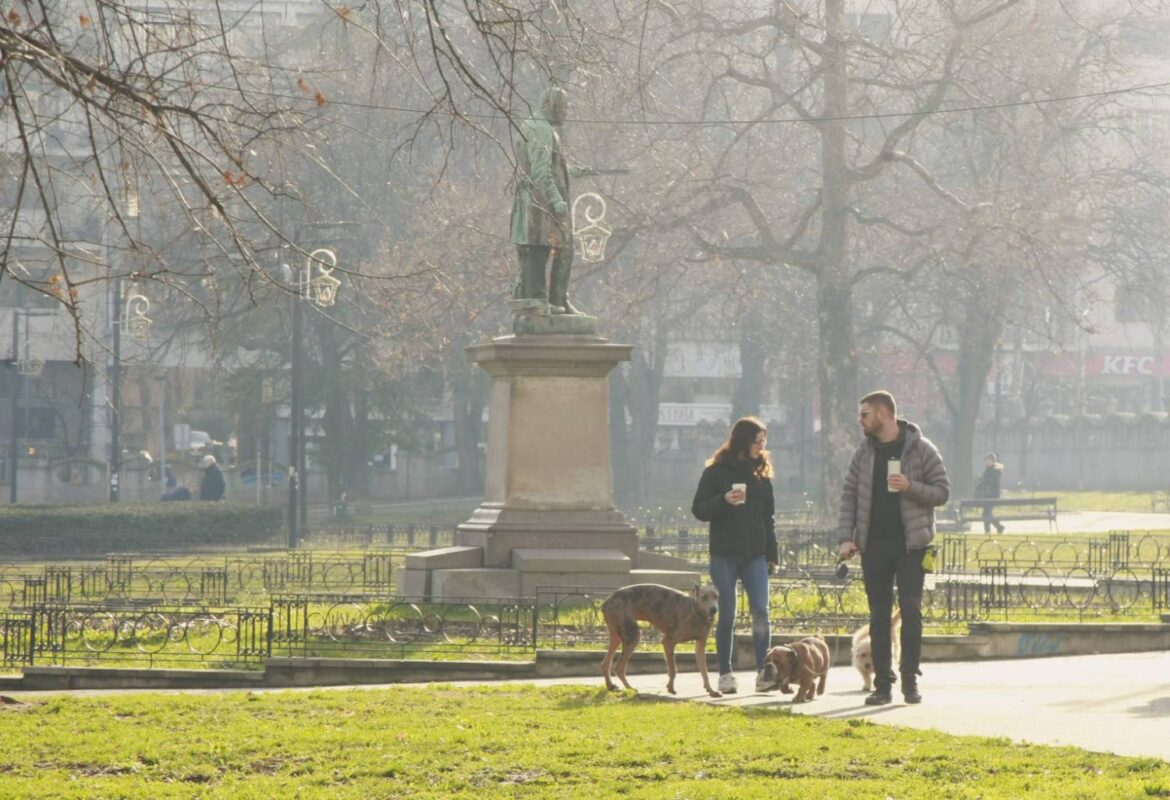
top-left (600, 583), bottom-right (721, 697)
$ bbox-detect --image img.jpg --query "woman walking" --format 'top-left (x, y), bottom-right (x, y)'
top-left (691, 416), bottom-right (779, 694)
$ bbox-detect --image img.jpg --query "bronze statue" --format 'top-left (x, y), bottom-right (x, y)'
top-left (510, 86), bottom-right (581, 316)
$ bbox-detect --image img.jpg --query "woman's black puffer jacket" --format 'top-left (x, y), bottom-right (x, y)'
top-left (692, 459), bottom-right (778, 562)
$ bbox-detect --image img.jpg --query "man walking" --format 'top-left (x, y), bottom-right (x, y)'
top-left (837, 391), bottom-right (949, 705)
top-left (199, 454), bottom-right (226, 502)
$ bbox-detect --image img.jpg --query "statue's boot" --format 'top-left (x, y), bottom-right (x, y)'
top-left (548, 249), bottom-right (583, 315)
top-left (550, 297), bottom-right (582, 315)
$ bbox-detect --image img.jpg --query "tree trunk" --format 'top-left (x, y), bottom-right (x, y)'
top-left (816, 0), bottom-right (860, 510)
top-left (625, 335), bottom-right (666, 507)
top-left (346, 347), bottom-right (371, 506)
top-left (318, 324), bottom-right (351, 507)
top-left (951, 307), bottom-right (1001, 498)
top-left (732, 307), bottom-right (767, 420)
top-left (625, 355), bottom-right (655, 507)
top-left (609, 364), bottom-right (633, 507)
top-left (816, 277), bottom-right (859, 510)
top-left (451, 360), bottom-right (486, 495)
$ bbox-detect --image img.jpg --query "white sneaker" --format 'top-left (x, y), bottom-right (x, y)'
top-left (756, 663), bottom-right (778, 692)
top-left (718, 673), bottom-right (738, 694)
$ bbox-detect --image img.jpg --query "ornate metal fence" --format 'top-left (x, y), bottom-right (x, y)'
top-left (23, 605), bottom-right (271, 667)
top-left (3, 596), bottom-right (539, 668)
top-left (638, 529), bottom-right (1170, 575)
top-left (0, 552), bottom-right (399, 609)
top-left (532, 579), bottom-right (873, 651)
top-left (0, 526), bottom-right (1168, 671)
top-left (1155, 568), bottom-right (1170, 612)
top-left (1, 611), bottom-right (34, 667)
top-left (269, 593), bottom-right (535, 659)
top-left (1, 566), bottom-right (1166, 672)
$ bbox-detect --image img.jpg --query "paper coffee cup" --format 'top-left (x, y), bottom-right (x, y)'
top-left (731, 483), bottom-right (747, 504)
top-left (887, 459), bottom-right (901, 492)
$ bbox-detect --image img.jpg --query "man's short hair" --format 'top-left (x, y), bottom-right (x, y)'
top-left (859, 390), bottom-right (897, 418)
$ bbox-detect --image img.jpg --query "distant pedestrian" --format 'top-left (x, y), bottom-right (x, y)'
top-left (691, 416), bottom-right (779, 696)
top-left (199, 454), bottom-right (225, 501)
top-left (974, 452), bottom-right (1005, 534)
top-left (161, 465), bottom-right (192, 501)
top-left (837, 390), bottom-right (950, 706)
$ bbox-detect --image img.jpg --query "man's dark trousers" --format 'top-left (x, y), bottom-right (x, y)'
top-left (862, 537), bottom-right (925, 689)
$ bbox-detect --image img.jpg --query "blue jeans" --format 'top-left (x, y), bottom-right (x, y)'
top-left (709, 554), bottom-right (771, 674)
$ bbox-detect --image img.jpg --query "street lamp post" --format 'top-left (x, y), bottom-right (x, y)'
top-left (287, 281), bottom-right (301, 548)
top-left (283, 247), bottom-right (341, 548)
top-left (158, 369), bottom-right (167, 493)
top-left (110, 279), bottom-right (122, 502)
top-left (109, 279), bottom-right (153, 503)
top-left (8, 310), bottom-right (20, 504)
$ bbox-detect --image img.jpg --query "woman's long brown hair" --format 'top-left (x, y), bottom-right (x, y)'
top-left (706, 416), bottom-right (774, 479)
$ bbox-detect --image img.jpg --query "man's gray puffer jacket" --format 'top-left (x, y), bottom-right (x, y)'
top-left (837, 419), bottom-right (950, 553)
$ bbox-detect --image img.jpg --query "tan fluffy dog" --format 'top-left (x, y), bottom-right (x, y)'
top-left (600, 583), bottom-right (721, 698)
top-left (766, 636), bottom-right (831, 703)
top-left (851, 608), bottom-right (902, 691)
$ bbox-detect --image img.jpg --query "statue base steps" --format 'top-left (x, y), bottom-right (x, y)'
top-left (457, 507), bottom-right (638, 567)
top-left (397, 546), bottom-right (701, 600)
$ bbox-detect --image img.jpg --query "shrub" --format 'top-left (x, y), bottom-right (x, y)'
top-left (0, 503), bottom-right (282, 556)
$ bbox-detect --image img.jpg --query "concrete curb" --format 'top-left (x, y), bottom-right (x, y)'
top-left (264, 657), bottom-right (536, 687)
top-left (3, 621), bottom-right (1167, 691)
top-left (18, 666), bottom-right (265, 691)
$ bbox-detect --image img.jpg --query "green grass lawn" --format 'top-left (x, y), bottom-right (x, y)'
top-left (337, 498), bottom-right (482, 528)
top-left (1009, 490), bottom-right (1170, 514)
top-left (1, 685), bottom-right (1168, 798)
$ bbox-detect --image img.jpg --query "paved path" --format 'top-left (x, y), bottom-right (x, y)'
top-left (545, 651), bottom-right (1170, 760)
top-left (304, 496), bottom-right (1170, 535)
top-left (964, 510), bottom-right (1170, 535)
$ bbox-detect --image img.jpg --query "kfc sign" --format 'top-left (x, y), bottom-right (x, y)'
top-left (1100, 355), bottom-right (1155, 375)
top-left (1091, 354), bottom-right (1170, 377)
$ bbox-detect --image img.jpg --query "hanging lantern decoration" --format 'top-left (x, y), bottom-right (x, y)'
top-left (120, 289), bottom-right (153, 340)
top-left (300, 248), bottom-right (341, 307)
top-left (572, 192), bottom-right (611, 263)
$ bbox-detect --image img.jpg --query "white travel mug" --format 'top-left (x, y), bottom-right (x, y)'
top-left (887, 459), bottom-right (901, 492)
top-left (731, 482), bottom-right (747, 505)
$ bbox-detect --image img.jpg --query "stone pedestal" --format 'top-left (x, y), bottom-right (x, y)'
top-left (458, 334), bottom-right (638, 561)
top-left (402, 333), bottom-right (699, 598)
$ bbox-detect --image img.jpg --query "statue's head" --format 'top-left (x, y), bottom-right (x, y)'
top-left (538, 86), bottom-right (569, 126)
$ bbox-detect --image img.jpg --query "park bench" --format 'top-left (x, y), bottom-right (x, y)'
top-left (933, 505), bottom-right (967, 533)
top-left (958, 497), bottom-right (1058, 531)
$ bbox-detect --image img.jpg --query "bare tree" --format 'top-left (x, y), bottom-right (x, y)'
top-left (0, 0), bottom-right (599, 338)
top-left (630, 0), bottom-right (1052, 503)
top-left (865, 1), bottom-right (1170, 494)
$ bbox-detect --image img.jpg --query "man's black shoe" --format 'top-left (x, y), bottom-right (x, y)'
top-left (864, 688), bottom-right (892, 706)
top-left (902, 680), bottom-right (922, 704)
